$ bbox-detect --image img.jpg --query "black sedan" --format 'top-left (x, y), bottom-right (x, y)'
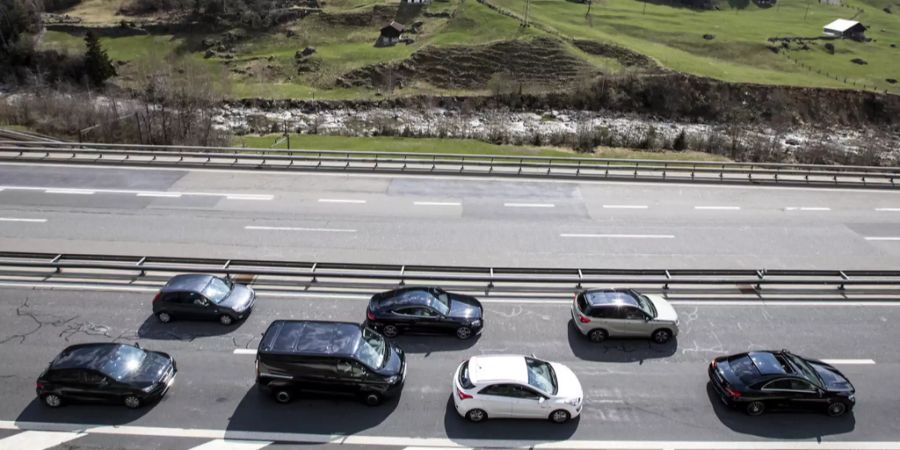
top-left (37, 343), bottom-right (177, 408)
top-left (153, 274), bottom-right (255, 325)
top-left (365, 287), bottom-right (483, 339)
top-left (709, 349), bottom-right (855, 417)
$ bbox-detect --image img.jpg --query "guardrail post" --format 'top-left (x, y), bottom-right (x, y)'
top-left (576, 269), bottom-right (583, 289)
top-left (431, 155), bottom-right (436, 172)
top-left (489, 157), bottom-right (494, 174)
top-left (755, 269), bottom-right (765, 291)
top-left (51, 254), bottom-right (63, 273)
top-left (399, 265), bottom-right (406, 286)
top-left (839, 271), bottom-right (848, 290)
top-left (136, 256), bottom-right (147, 277)
top-left (664, 270), bottom-right (671, 290)
top-left (576, 160), bottom-right (581, 176)
top-left (662, 163), bottom-right (666, 180)
top-left (488, 267), bottom-right (495, 290)
top-left (309, 263), bottom-right (318, 283)
top-left (402, 154), bottom-right (408, 171)
top-left (518, 158), bottom-right (523, 175)
top-left (460, 156), bottom-right (465, 173)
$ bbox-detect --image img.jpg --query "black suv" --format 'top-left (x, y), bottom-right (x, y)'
top-left (256, 320), bottom-right (406, 405)
top-left (153, 274), bottom-right (255, 325)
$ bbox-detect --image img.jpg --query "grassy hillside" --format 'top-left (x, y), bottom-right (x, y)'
top-left (38, 0), bottom-right (900, 98)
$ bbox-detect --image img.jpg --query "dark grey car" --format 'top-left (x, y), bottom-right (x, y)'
top-left (152, 274), bottom-right (255, 325)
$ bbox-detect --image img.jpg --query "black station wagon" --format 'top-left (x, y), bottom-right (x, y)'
top-left (153, 274), bottom-right (255, 325)
top-left (365, 287), bottom-right (484, 340)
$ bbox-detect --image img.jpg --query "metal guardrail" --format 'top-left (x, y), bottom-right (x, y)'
top-left (0, 251), bottom-right (898, 300)
top-left (0, 128), bottom-right (65, 143)
top-left (1, 141), bottom-right (898, 189)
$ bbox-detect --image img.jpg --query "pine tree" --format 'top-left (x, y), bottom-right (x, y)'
top-left (83, 31), bottom-right (116, 86)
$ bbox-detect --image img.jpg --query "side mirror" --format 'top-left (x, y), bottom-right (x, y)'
top-left (538, 397), bottom-right (545, 404)
top-left (133, 342), bottom-right (142, 349)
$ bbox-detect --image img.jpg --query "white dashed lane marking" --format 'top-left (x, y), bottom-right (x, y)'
top-left (865, 237), bottom-right (900, 241)
top-left (318, 198), bottom-right (366, 204)
top-left (820, 359), bottom-right (876, 365)
top-left (560, 233), bottom-right (675, 239)
top-left (785, 206), bottom-right (831, 211)
top-left (233, 349), bottom-right (257, 355)
top-left (44, 188), bottom-right (95, 195)
top-left (0, 217), bottom-right (46, 223)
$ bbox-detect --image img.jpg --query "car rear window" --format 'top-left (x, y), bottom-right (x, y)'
top-left (459, 361), bottom-right (474, 389)
top-left (576, 294), bottom-right (589, 313)
top-left (729, 355), bottom-right (761, 384)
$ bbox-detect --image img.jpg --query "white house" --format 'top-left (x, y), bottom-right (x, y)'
top-left (823, 19), bottom-right (866, 39)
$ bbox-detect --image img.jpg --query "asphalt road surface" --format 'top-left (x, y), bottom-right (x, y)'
top-left (2, 163), bottom-right (900, 269)
top-left (0, 285), bottom-right (898, 449)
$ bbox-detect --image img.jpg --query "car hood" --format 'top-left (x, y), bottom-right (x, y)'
top-left (648, 295), bottom-right (678, 322)
top-left (218, 284), bottom-right (254, 311)
top-left (810, 361), bottom-right (855, 392)
top-left (375, 344), bottom-right (405, 376)
top-left (128, 351), bottom-right (173, 385)
top-left (448, 294), bottom-right (483, 319)
top-left (550, 362), bottom-right (583, 400)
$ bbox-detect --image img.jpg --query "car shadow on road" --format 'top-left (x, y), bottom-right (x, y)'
top-left (226, 385), bottom-right (398, 435)
top-left (16, 394), bottom-right (159, 426)
top-left (566, 319), bottom-right (677, 363)
top-left (137, 314), bottom-right (248, 341)
top-left (442, 395), bottom-right (578, 443)
top-left (705, 382), bottom-right (856, 438)
top-left (392, 334), bottom-right (481, 355)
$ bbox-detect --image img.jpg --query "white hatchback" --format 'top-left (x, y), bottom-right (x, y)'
top-left (452, 354), bottom-right (583, 423)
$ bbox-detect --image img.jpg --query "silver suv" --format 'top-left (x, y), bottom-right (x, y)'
top-left (571, 289), bottom-right (679, 344)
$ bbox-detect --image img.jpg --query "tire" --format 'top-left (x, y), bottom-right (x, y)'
top-left (274, 390), bottom-right (292, 404)
top-left (456, 326), bottom-right (473, 340)
top-left (42, 394), bottom-right (62, 408)
top-left (826, 400), bottom-right (850, 417)
top-left (465, 408), bottom-right (487, 423)
top-left (588, 329), bottom-right (608, 343)
top-left (651, 328), bottom-right (673, 344)
top-left (156, 311), bottom-right (172, 323)
top-left (745, 400), bottom-right (765, 416)
top-left (123, 395), bottom-right (141, 409)
top-left (549, 409), bottom-right (571, 423)
top-left (364, 392), bottom-right (382, 406)
top-left (382, 324), bottom-right (399, 338)
top-left (219, 314), bottom-right (234, 326)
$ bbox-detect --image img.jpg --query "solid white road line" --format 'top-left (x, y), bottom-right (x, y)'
top-left (820, 359), bottom-right (876, 365)
top-left (0, 217), bottom-right (46, 223)
top-left (865, 237), bottom-right (900, 241)
top-left (560, 233), bottom-right (675, 239)
top-left (318, 198), bottom-right (366, 204)
top-left (189, 439), bottom-right (272, 450)
top-left (244, 225), bottom-right (357, 233)
top-left (875, 208), bottom-right (900, 212)
top-left (44, 188), bottom-right (94, 195)
top-left (602, 205), bottom-right (648, 209)
top-left (136, 192), bottom-right (183, 198)
top-left (504, 202), bottom-right (555, 208)
top-left (785, 207), bottom-right (831, 211)
top-left (694, 206), bottom-right (741, 211)
top-left (413, 201), bottom-right (462, 206)
top-left (233, 349), bottom-right (258, 355)
top-left (0, 431), bottom-right (86, 450)
top-left (1, 421), bottom-right (898, 449)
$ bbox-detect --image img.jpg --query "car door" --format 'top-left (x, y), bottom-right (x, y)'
top-left (81, 370), bottom-right (118, 404)
top-left (187, 292), bottom-right (217, 319)
top-left (760, 378), bottom-right (801, 409)
top-left (412, 306), bottom-right (444, 334)
top-left (622, 306), bottom-right (653, 337)
top-left (295, 357), bottom-right (339, 394)
top-left (335, 358), bottom-right (369, 396)
top-left (476, 384), bottom-right (516, 418)
top-left (52, 369), bottom-right (86, 401)
top-left (508, 384), bottom-right (550, 418)
top-left (391, 307), bottom-right (421, 333)
top-left (598, 306), bottom-right (631, 337)
top-left (786, 378), bottom-right (828, 411)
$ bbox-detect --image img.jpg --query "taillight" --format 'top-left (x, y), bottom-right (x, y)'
top-left (711, 359), bottom-right (717, 369)
top-left (578, 314), bottom-right (591, 323)
top-left (36, 382), bottom-right (44, 389)
top-left (366, 308), bottom-right (376, 321)
top-left (457, 387), bottom-right (473, 400)
top-left (153, 292), bottom-right (161, 303)
top-left (724, 387), bottom-right (742, 398)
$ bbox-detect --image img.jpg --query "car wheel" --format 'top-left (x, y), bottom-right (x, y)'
top-left (588, 329), bottom-right (608, 343)
top-left (42, 394), bottom-right (62, 408)
top-left (745, 400), bottom-right (765, 416)
top-left (274, 390), bottom-right (292, 404)
top-left (156, 312), bottom-right (172, 323)
top-left (465, 408), bottom-right (487, 423)
top-left (651, 328), bottom-right (673, 344)
top-left (364, 392), bottom-right (382, 406)
top-left (219, 314), bottom-right (234, 326)
top-left (456, 326), bottom-right (473, 340)
top-left (123, 395), bottom-right (141, 409)
top-left (827, 400), bottom-right (849, 417)
top-left (382, 324), bottom-right (399, 338)
top-left (549, 409), bottom-right (571, 423)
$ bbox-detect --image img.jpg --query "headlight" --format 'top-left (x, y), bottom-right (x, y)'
top-left (470, 319), bottom-right (482, 327)
top-left (142, 384), bottom-right (157, 393)
top-left (848, 394), bottom-right (856, 402)
top-left (565, 397), bottom-right (581, 406)
top-left (386, 375), bottom-right (401, 384)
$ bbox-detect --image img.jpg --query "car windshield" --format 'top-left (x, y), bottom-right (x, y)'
top-left (525, 357), bottom-right (558, 395)
top-left (635, 293), bottom-right (657, 318)
top-left (787, 354), bottom-right (823, 387)
top-left (100, 345), bottom-right (147, 381)
top-left (430, 290), bottom-right (451, 315)
top-left (355, 328), bottom-right (388, 368)
top-left (203, 277), bottom-right (233, 304)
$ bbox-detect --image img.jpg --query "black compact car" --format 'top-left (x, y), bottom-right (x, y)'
top-left (709, 350), bottom-right (855, 417)
top-left (153, 274), bottom-right (255, 325)
top-left (36, 343), bottom-right (176, 409)
top-left (365, 287), bottom-right (484, 339)
top-left (256, 320), bottom-right (406, 405)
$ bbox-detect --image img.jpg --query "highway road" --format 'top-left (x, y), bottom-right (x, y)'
top-left (0, 285), bottom-right (899, 449)
top-left (2, 163), bottom-right (900, 269)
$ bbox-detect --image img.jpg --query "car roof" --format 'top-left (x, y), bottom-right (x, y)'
top-left (747, 351), bottom-right (789, 376)
top-left (468, 355), bottom-right (527, 385)
top-left (582, 289), bottom-right (639, 308)
top-left (50, 343), bottom-right (130, 371)
top-left (374, 287), bottom-right (436, 309)
top-left (161, 274), bottom-right (216, 293)
top-left (259, 320), bottom-right (363, 357)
